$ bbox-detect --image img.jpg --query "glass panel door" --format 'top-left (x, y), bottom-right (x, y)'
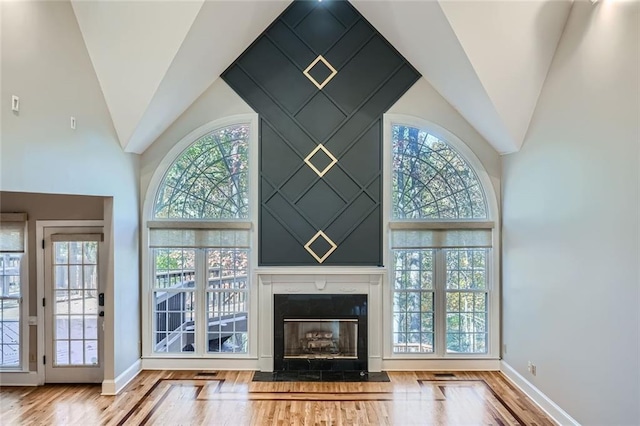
top-left (44, 228), bottom-right (103, 383)
top-left (53, 241), bottom-right (99, 366)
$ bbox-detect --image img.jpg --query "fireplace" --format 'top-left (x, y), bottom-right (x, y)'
top-left (274, 294), bottom-right (368, 371)
top-left (257, 269), bottom-right (384, 372)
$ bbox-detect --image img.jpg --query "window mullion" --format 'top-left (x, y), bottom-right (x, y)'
top-left (195, 248), bottom-right (206, 356)
top-left (434, 249), bottom-right (446, 357)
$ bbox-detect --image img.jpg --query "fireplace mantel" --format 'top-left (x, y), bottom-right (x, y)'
top-left (255, 267), bottom-right (386, 372)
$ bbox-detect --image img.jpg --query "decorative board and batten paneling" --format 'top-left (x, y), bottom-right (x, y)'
top-left (222, 0), bottom-right (420, 265)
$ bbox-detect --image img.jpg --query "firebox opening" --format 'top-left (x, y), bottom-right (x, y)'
top-left (284, 319), bottom-right (358, 359)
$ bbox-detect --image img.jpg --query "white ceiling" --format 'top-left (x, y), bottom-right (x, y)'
top-left (71, 0), bottom-right (572, 155)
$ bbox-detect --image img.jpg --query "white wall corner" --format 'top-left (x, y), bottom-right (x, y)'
top-left (500, 361), bottom-right (580, 426)
top-left (101, 359), bottom-right (142, 395)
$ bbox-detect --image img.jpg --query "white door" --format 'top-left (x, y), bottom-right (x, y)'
top-left (44, 228), bottom-right (104, 383)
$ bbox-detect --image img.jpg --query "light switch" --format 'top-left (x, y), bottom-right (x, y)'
top-left (11, 95), bottom-right (19, 112)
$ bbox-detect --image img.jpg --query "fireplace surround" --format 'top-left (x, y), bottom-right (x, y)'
top-left (274, 294), bottom-right (367, 371)
top-left (257, 268), bottom-right (385, 372)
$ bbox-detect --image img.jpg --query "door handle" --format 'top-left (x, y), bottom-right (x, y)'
top-left (99, 311), bottom-right (105, 317)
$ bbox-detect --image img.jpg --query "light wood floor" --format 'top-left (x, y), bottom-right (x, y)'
top-left (0, 370), bottom-right (555, 425)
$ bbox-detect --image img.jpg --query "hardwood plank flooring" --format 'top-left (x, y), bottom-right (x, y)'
top-left (0, 371), bottom-right (555, 425)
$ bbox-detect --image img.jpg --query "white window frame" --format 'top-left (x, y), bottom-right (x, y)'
top-left (141, 114), bottom-right (259, 361)
top-left (382, 114), bottom-right (500, 360)
top-left (0, 249), bottom-right (28, 372)
top-left (0, 214), bottom-right (28, 372)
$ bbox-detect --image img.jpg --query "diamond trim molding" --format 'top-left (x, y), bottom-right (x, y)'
top-left (304, 230), bottom-right (338, 263)
top-left (304, 144), bottom-right (338, 177)
top-left (303, 55), bottom-right (338, 90)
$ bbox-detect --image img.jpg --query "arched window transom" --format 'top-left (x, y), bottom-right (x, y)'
top-left (392, 125), bottom-right (487, 220)
top-left (154, 124), bottom-right (250, 220)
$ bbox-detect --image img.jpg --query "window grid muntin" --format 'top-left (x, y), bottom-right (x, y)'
top-left (445, 248), bottom-right (488, 354)
top-left (392, 125), bottom-right (487, 220)
top-left (52, 242), bottom-right (99, 366)
top-left (154, 124), bottom-right (250, 220)
top-left (392, 249), bottom-right (435, 354)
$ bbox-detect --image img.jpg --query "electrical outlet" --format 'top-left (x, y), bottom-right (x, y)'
top-left (531, 364), bottom-right (537, 376)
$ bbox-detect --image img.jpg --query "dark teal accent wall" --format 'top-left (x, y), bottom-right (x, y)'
top-left (222, 0), bottom-right (420, 266)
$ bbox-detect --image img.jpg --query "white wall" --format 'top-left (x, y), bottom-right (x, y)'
top-left (502, 2), bottom-right (639, 424)
top-left (0, 1), bottom-right (141, 382)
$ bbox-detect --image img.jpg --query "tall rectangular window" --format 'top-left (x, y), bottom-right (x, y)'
top-left (445, 249), bottom-right (488, 354)
top-left (206, 248), bottom-right (248, 353)
top-left (392, 250), bottom-right (434, 353)
top-left (0, 214), bottom-right (27, 370)
top-left (152, 249), bottom-right (196, 353)
top-left (0, 253), bottom-right (22, 368)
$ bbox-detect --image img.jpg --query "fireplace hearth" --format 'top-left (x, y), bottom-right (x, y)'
top-left (274, 294), bottom-right (368, 371)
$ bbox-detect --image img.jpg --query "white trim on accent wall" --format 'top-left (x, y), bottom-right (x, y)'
top-left (500, 361), bottom-right (580, 426)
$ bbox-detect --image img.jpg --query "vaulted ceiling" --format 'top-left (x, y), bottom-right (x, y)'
top-left (70, 0), bottom-right (572, 155)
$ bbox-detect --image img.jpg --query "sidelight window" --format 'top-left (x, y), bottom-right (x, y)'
top-left (0, 214), bottom-right (27, 370)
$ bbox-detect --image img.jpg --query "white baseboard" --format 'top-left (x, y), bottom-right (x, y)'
top-left (141, 357), bottom-right (260, 371)
top-left (102, 359), bottom-right (142, 395)
top-left (500, 361), bottom-right (580, 426)
top-left (382, 358), bottom-right (500, 371)
top-left (0, 371), bottom-right (40, 386)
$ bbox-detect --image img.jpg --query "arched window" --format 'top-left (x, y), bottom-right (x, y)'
top-left (387, 119), bottom-right (497, 358)
top-left (145, 118), bottom-right (255, 358)
top-left (392, 125), bottom-right (487, 220)
top-left (154, 124), bottom-right (249, 220)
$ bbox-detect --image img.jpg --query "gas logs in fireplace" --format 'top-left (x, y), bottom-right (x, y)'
top-left (284, 319), bottom-right (358, 359)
